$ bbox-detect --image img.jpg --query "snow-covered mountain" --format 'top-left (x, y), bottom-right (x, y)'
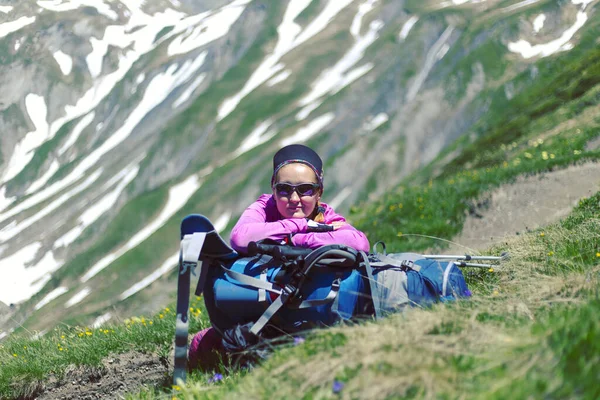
top-left (0, 0), bottom-right (597, 337)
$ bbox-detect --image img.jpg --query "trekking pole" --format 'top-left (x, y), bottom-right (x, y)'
top-left (453, 261), bottom-right (495, 269)
top-left (424, 252), bottom-right (509, 262)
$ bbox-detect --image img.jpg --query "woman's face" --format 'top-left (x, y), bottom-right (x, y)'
top-left (273, 163), bottom-right (321, 219)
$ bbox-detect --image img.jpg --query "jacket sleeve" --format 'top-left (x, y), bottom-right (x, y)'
top-left (290, 223), bottom-right (370, 252)
top-left (230, 195), bottom-right (309, 253)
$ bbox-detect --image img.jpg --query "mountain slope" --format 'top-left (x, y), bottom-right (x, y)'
top-left (0, 0), bottom-right (597, 337)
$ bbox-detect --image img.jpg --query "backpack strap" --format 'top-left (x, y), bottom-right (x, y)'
top-left (442, 261), bottom-right (456, 297)
top-left (219, 263), bottom-right (283, 295)
top-left (360, 251), bottom-right (381, 320)
top-left (247, 245), bottom-right (357, 336)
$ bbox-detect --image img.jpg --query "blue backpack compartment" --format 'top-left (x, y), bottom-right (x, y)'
top-left (275, 267), bottom-right (364, 329)
top-left (410, 259), bottom-right (470, 302)
top-left (204, 256), bottom-right (365, 333)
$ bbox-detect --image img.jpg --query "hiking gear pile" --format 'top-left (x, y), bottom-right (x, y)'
top-left (174, 215), bottom-right (501, 383)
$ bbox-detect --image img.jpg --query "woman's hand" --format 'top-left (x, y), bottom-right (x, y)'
top-left (307, 220), bottom-right (346, 232)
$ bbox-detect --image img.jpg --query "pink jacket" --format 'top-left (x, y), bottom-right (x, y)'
top-left (230, 194), bottom-right (370, 253)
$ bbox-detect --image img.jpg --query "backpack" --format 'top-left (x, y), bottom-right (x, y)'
top-left (173, 215), bottom-right (471, 382)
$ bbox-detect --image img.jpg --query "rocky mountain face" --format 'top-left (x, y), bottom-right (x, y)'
top-left (0, 0), bottom-right (596, 337)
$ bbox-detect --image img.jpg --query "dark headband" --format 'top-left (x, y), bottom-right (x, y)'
top-left (271, 144), bottom-right (324, 186)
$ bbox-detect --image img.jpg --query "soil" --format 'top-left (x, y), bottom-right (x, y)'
top-left (30, 351), bottom-right (171, 400)
top-left (445, 161), bottom-right (600, 254)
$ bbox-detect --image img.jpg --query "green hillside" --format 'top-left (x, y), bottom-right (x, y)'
top-left (1, 5), bottom-right (600, 400)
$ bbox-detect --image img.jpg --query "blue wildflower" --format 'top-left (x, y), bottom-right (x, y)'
top-left (332, 380), bottom-right (344, 394)
top-left (209, 373), bottom-right (223, 383)
top-left (294, 337), bottom-right (305, 345)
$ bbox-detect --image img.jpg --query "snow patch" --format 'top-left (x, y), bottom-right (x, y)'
top-left (233, 120), bottom-right (277, 157)
top-left (1, 94), bottom-right (49, 184)
top-left (26, 160), bottom-right (60, 194)
top-left (37, 0), bottom-right (118, 20)
top-left (54, 164), bottom-right (139, 249)
top-left (508, 11), bottom-right (587, 59)
top-left (267, 70), bottom-right (291, 87)
top-left (119, 252), bottom-right (179, 300)
top-left (0, 243), bottom-right (62, 305)
top-left (406, 26), bottom-right (454, 102)
top-left (167, 0), bottom-right (251, 56)
top-left (0, 5), bottom-right (13, 13)
top-left (0, 170), bottom-right (102, 242)
top-left (118, 210), bottom-right (229, 301)
top-left (65, 287), bottom-right (91, 308)
top-left (351, 0), bottom-right (377, 39)
top-left (572, 0), bottom-right (594, 9)
top-left (0, 16), bottom-right (36, 39)
top-left (58, 112), bottom-right (95, 156)
top-left (91, 312), bottom-right (112, 328)
top-left (328, 187), bottom-right (352, 210)
top-left (214, 212), bottom-right (231, 233)
top-left (362, 112), bottom-right (388, 132)
top-left (296, 101), bottom-right (322, 121)
top-left (47, 5), bottom-right (211, 154)
top-left (533, 14), bottom-right (546, 33)
top-left (0, 52), bottom-right (207, 226)
top-left (399, 16), bottom-right (418, 40)
top-left (0, 187), bottom-right (15, 212)
top-left (172, 72), bottom-right (206, 108)
top-left (218, 0), bottom-right (355, 121)
top-left (34, 286), bottom-right (69, 310)
top-left (53, 50), bottom-right (73, 75)
top-left (280, 113), bottom-right (335, 147)
top-left (80, 174), bottom-right (201, 282)
top-left (502, 0), bottom-right (540, 13)
top-left (298, 19), bottom-right (383, 114)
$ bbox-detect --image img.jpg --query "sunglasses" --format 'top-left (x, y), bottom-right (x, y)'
top-left (273, 182), bottom-right (320, 197)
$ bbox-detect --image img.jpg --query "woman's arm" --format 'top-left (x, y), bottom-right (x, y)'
top-left (291, 223), bottom-right (370, 252)
top-left (229, 195), bottom-right (309, 253)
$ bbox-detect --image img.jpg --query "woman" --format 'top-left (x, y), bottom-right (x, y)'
top-left (189, 144), bottom-right (369, 370)
top-left (230, 144), bottom-right (370, 253)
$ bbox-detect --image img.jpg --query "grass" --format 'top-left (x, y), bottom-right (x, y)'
top-left (0, 295), bottom-right (210, 399)
top-left (3, 2), bottom-right (600, 398)
top-left (3, 190), bottom-right (599, 399)
top-left (174, 192), bottom-right (599, 399)
top-left (349, 30), bottom-right (600, 252)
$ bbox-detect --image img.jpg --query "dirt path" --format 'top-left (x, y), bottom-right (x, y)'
top-left (445, 161), bottom-right (600, 254)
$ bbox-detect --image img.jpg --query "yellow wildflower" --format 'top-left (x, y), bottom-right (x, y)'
top-left (596, 252), bottom-right (600, 258)
top-left (540, 232), bottom-right (545, 237)
top-left (488, 268), bottom-right (494, 273)
top-left (548, 251), bottom-right (554, 256)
